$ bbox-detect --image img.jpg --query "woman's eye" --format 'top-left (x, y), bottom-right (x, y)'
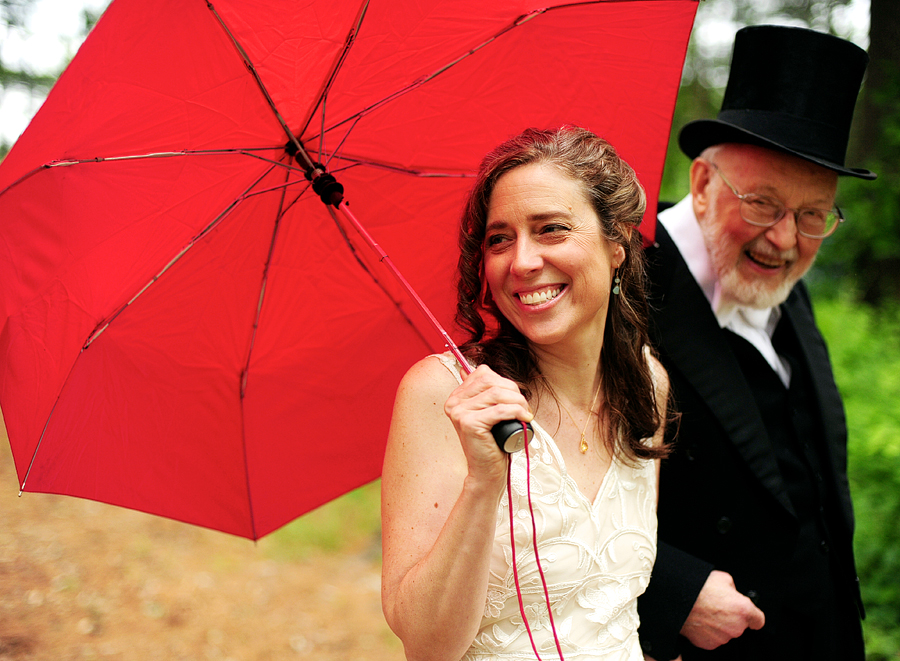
top-left (486, 234), bottom-right (508, 247)
top-left (540, 224), bottom-right (570, 238)
top-left (541, 224), bottom-right (568, 234)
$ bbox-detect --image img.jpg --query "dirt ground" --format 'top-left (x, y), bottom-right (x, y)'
top-left (0, 425), bottom-right (405, 661)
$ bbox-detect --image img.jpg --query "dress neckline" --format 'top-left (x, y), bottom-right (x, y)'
top-left (529, 419), bottom-right (615, 507)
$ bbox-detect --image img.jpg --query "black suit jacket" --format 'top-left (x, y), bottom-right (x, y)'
top-left (637, 221), bottom-right (863, 660)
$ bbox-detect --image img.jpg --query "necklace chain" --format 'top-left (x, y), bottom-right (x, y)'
top-left (557, 382), bottom-right (603, 454)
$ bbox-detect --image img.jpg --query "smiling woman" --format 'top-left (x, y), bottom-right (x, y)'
top-left (380, 126), bottom-right (672, 661)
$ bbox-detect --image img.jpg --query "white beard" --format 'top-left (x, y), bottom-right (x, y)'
top-left (700, 197), bottom-right (812, 310)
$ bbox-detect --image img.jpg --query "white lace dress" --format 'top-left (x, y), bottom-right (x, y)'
top-left (436, 353), bottom-right (658, 661)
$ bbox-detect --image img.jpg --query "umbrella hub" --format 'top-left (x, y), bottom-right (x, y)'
top-left (305, 163), bottom-right (344, 208)
top-left (284, 139), bottom-right (344, 208)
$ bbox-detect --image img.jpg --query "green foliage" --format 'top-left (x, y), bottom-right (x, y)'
top-left (0, 1), bottom-right (108, 156)
top-left (264, 480), bottom-right (382, 560)
top-left (1, 0), bottom-right (31, 28)
top-left (659, 78), bottom-right (720, 204)
top-left (815, 297), bottom-right (900, 658)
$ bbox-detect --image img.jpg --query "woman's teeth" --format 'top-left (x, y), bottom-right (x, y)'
top-left (520, 287), bottom-right (562, 305)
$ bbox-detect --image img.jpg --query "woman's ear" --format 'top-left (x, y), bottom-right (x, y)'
top-left (613, 242), bottom-right (626, 269)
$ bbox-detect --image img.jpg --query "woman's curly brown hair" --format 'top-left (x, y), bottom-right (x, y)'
top-left (455, 126), bottom-right (667, 462)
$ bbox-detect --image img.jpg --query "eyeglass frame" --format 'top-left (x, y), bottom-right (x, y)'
top-left (706, 161), bottom-right (844, 239)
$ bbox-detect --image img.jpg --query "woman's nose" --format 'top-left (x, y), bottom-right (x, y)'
top-left (510, 238), bottom-right (543, 275)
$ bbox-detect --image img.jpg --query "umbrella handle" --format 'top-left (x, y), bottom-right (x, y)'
top-left (491, 420), bottom-right (534, 453)
top-left (445, 343), bottom-right (534, 453)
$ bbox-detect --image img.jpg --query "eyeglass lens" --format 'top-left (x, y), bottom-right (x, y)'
top-left (740, 196), bottom-right (839, 238)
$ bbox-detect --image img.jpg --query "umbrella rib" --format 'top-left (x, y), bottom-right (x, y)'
top-left (237, 169), bottom-right (298, 542)
top-left (299, 0), bottom-right (370, 142)
top-left (319, 116), bottom-right (361, 173)
top-left (19, 162), bottom-right (289, 494)
top-left (240, 169), bottom-right (298, 401)
top-left (314, 7), bottom-right (549, 140)
top-left (323, 204), bottom-right (435, 351)
top-left (205, 2), bottom-right (304, 157)
top-left (0, 165), bottom-right (47, 199)
top-left (83, 163), bottom-right (281, 349)
top-left (314, 0), bottom-right (655, 145)
top-left (326, 154), bottom-right (475, 179)
top-left (17, 400), bottom-right (63, 494)
top-left (0, 149), bottom-right (302, 200)
top-left (44, 149), bottom-right (298, 171)
top-left (331, 200), bottom-right (469, 369)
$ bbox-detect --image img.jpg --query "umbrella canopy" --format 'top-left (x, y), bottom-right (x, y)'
top-left (0, 0), bottom-right (697, 539)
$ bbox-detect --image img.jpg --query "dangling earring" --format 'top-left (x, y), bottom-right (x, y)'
top-left (612, 268), bottom-right (621, 296)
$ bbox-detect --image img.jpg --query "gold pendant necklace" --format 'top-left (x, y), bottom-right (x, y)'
top-left (557, 382), bottom-right (603, 454)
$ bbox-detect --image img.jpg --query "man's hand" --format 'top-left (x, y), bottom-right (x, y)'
top-left (680, 570), bottom-right (765, 649)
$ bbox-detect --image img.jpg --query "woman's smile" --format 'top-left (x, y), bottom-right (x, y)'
top-left (517, 285), bottom-right (565, 307)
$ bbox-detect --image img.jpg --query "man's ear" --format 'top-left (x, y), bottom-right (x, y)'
top-left (690, 158), bottom-right (714, 220)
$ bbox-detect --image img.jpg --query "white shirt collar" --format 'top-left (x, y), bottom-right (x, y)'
top-left (659, 195), bottom-right (790, 386)
top-left (659, 195), bottom-right (717, 305)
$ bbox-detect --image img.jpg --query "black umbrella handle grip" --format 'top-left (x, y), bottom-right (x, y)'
top-left (491, 420), bottom-right (534, 454)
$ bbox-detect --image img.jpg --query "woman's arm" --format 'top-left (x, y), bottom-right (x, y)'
top-left (380, 357), bottom-right (532, 661)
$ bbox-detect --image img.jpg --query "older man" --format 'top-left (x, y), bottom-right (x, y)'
top-left (638, 25), bottom-right (875, 660)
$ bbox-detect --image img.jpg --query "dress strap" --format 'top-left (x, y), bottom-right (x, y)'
top-left (434, 352), bottom-right (466, 385)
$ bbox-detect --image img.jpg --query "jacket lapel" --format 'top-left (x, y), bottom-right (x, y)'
top-left (647, 224), bottom-right (795, 516)
top-left (782, 290), bottom-right (855, 528)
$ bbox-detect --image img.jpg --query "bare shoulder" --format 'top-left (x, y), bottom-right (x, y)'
top-left (395, 354), bottom-right (462, 403)
top-left (384, 354), bottom-right (466, 478)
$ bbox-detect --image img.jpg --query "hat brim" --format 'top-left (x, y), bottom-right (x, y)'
top-left (679, 119), bottom-right (876, 180)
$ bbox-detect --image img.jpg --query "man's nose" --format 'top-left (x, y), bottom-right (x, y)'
top-left (764, 210), bottom-right (799, 250)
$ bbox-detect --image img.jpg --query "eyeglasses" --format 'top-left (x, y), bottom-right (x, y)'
top-left (708, 162), bottom-right (844, 239)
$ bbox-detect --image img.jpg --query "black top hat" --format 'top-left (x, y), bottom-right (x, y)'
top-left (679, 25), bottom-right (876, 180)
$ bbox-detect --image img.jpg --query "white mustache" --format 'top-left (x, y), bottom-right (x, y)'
top-left (747, 237), bottom-right (798, 263)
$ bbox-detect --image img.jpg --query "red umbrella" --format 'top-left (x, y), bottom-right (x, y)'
top-left (0, 0), bottom-right (697, 539)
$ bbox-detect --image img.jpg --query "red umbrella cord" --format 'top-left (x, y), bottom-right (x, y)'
top-left (508, 428), bottom-right (566, 660)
